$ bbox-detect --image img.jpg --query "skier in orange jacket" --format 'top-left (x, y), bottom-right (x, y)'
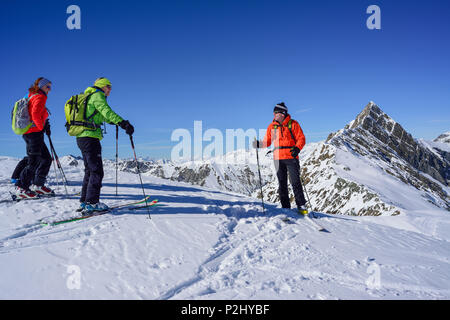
top-left (253, 102), bottom-right (308, 215)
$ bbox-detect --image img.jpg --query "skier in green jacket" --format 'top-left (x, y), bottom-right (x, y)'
top-left (76, 77), bottom-right (134, 214)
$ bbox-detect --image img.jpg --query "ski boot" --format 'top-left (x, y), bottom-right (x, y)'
top-left (76, 202), bottom-right (87, 212)
top-left (30, 184), bottom-right (55, 197)
top-left (297, 206), bottom-right (309, 216)
top-left (82, 202), bottom-right (110, 216)
top-left (15, 186), bottom-right (39, 200)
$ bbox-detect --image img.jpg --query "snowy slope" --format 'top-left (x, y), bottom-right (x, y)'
top-left (1, 157), bottom-right (449, 299)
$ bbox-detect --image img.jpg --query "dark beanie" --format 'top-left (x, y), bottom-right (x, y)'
top-left (274, 102), bottom-right (288, 115)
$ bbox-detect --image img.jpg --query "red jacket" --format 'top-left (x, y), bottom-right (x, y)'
top-left (262, 114), bottom-right (306, 160)
top-left (25, 90), bottom-right (48, 134)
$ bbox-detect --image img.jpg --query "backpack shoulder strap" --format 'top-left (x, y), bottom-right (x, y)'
top-left (25, 93), bottom-right (39, 101)
top-left (84, 90), bottom-right (100, 121)
top-left (287, 119), bottom-right (295, 141)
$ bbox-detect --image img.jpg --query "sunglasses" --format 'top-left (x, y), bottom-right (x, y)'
top-left (45, 85), bottom-right (52, 89)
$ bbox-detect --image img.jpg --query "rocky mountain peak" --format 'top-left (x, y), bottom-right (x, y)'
top-left (326, 102), bottom-right (449, 190)
top-left (327, 102), bottom-right (413, 151)
top-left (349, 101), bottom-right (387, 129)
top-left (346, 101), bottom-right (415, 149)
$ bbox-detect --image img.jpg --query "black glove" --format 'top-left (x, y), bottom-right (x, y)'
top-left (252, 140), bottom-right (261, 148)
top-left (118, 120), bottom-right (134, 136)
top-left (44, 120), bottom-right (51, 136)
top-left (290, 146), bottom-right (300, 158)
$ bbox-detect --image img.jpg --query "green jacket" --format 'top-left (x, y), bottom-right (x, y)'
top-left (77, 87), bottom-right (124, 140)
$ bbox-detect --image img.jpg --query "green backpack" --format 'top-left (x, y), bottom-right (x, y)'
top-left (64, 90), bottom-right (101, 136)
top-left (11, 94), bottom-right (38, 135)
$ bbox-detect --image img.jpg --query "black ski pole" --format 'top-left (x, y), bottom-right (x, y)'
top-left (254, 139), bottom-right (265, 214)
top-left (115, 125), bottom-right (119, 197)
top-left (298, 161), bottom-right (314, 213)
top-left (298, 163), bottom-right (328, 231)
top-left (48, 142), bottom-right (61, 190)
top-left (46, 134), bottom-right (69, 195)
top-left (129, 135), bottom-right (151, 219)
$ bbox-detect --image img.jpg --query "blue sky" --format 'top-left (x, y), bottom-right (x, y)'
top-left (1, 0), bottom-right (449, 160)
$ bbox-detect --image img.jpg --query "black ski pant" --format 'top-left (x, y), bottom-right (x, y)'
top-left (77, 137), bottom-right (104, 204)
top-left (12, 156), bottom-right (29, 180)
top-left (275, 158), bottom-right (306, 209)
top-left (18, 132), bottom-right (52, 190)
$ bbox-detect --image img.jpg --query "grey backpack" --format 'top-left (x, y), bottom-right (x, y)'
top-left (11, 94), bottom-right (37, 135)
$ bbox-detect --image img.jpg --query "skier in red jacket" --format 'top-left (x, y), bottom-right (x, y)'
top-left (15, 77), bottom-right (54, 199)
top-left (253, 102), bottom-right (308, 215)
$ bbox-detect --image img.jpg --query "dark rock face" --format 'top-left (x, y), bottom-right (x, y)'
top-left (175, 165), bottom-right (211, 186)
top-left (361, 104), bottom-right (447, 186)
top-left (118, 160), bottom-right (154, 173)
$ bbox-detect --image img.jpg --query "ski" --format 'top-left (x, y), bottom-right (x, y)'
top-left (7, 191), bottom-right (81, 203)
top-left (40, 197), bottom-right (158, 227)
top-left (109, 195), bottom-right (153, 210)
top-left (304, 212), bottom-right (330, 233)
top-left (280, 217), bottom-right (295, 224)
top-left (280, 211), bottom-right (330, 233)
top-left (128, 202), bottom-right (162, 210)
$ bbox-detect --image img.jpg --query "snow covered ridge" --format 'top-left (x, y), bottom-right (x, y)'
top-left (434, 132), bottom-right (450, 144)
top-left (107, 102), bottom-right (448, 216)
top-left (111, 150), bottom-right (276, 197)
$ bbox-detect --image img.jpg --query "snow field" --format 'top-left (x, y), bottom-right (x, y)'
top-left (0, 157), bottom-right (449, 299)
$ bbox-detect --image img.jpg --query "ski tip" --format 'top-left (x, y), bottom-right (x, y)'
top-left (319, 228), bottom-right (331, 233)
top-left (9, 192), bottom-right (17, 201)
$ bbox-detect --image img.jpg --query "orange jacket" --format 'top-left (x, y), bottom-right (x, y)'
top-left (25, 91), bottom-right (48, 134)
top-left (262, 114), bottom-right (305, 160)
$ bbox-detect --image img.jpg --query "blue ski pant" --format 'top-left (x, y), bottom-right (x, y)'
top-left (275, 158), bottom-right (307, 209)
top-left (77, 137), bottom-right (104, 204)
top-left (18, 131), bottom-right (52, 190)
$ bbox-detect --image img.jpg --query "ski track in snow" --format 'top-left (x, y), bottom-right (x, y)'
top-left (0, 158), bottom-right (449, 299)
